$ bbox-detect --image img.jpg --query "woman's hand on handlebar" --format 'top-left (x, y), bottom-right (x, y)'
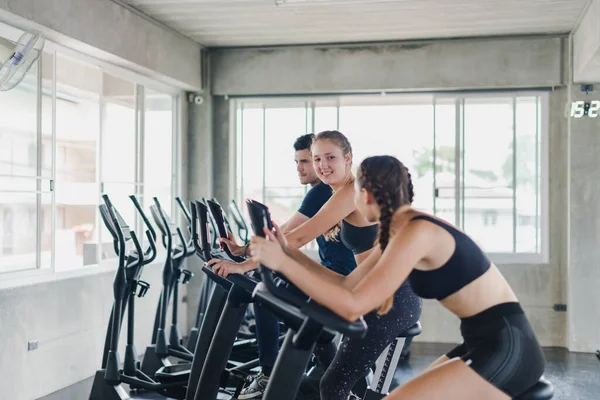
top-left (207, 258), bottom-right (247, 278)
top-left (219, 230), bottom-right (244, 256)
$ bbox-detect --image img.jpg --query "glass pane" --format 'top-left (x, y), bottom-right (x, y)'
top-left (314, 107), bottom-right (338, 133)
top-left (264, 186), bottom-right (306, 224)
top-left (462, 97), bottom-right (514, 253)
top-left (41, 51), bottom-right (53, 178)
top-left (305, 104), bottom-right (313, 133)
top-left (239, 104), bottom-right (264, 204)
top-left (264, 106), bottom-right (308, 190)
top-left (433, 98), bottom-right (457, 224)
top-left (0, 176), bottom-right (41, 192)
top-left (102, 74), bottom-right (136, 183)
top-left (338, 97), bottom-right (434, 210)
top-left (515, 97), bottom-right (541, 253)
top-left (55, 54), bottom-right (101, 270)
top-left (100, 183), bottom-right (136, 260)
top-left (144, 89), bottom-right (173, 215)
top-left (0, 193), bottom-right (37, 273)
top-left (40, 192), bottom-right (52, 269)
top-left (54, 204), bottom-right (98, 270)
top-left (0, 60), bottom-right (38, 177)
top-left (236, 106), bottom-right (243, 206)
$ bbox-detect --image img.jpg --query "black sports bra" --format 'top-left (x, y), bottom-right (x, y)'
top-left (340, 220), bottom-right (378, 255)
top-left (407, 215), bottom-right (491, 300)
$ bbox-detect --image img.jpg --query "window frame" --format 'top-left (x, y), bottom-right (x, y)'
top-left (232, 91), bottom-right (550, 265)
top-left (0, 21), bottom-right (180, 283)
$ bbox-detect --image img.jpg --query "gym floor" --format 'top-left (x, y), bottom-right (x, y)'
top-left (39, 343), bottom-right (599, 400)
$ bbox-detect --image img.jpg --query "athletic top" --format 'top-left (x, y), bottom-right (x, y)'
top-left (340, 220), bottom-right (378, 255)
top-left (298, 183), bottom-right (357, 276)
top-left (407, 215), bottom-right (491, 300)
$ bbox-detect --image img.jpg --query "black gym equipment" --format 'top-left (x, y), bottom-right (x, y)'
top-left (190, 200), bottom-right (262, 400)
top-left (207, 199), bottom-right (246, 263)
top-left (245, 199), bottom-right (556, 400)
top-left (89, 195), bottom-right (188, 400)
top-left (515, 377), bottom-right (555, 400)
top-left (360, 322), bottom-right (422, 400)
top-left (183, 200), bottom-right (233, 400)
top-left (209, 197), bottom-right (235, 238)
top-left (201, 197), bottom-right (222, 251)
top-left (193, 198), bottom-right (333, 400)
top-left (211, 200), bottom-right (331, 400)
top-left (207, 198), bottom-right (258, 338)
top-left (140, 197), bottom-right (196, 379)
top-left (206, 199), bottom-right (263, 347)
top-left (91, 195), bottom-right (262, 400)
top-left (174, 196), bottom-right (217, 354)
top-left (187, 274), bottom-right (215, 353)
top-left (245, 198), bottom-right (369, 400)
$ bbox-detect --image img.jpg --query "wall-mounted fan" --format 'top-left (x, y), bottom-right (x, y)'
top-left (0, 30), bottom-right (45, 91)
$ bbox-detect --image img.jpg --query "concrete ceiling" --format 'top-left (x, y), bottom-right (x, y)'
top-left (121, 0), bottom-right (590, 47)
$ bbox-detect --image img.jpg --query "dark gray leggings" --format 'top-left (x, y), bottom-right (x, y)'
top-left (320, 284), bottom-right (422, 400)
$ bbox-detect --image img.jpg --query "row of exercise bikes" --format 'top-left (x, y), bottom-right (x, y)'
top-left (89, 193), bottom-right (554, 400)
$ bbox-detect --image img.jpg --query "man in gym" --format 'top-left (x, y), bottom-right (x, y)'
top-left (217, 133), bottom-right (357, 398)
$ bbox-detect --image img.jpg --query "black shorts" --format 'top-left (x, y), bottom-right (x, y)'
top-left (446, 302), bottom-right (546, 398)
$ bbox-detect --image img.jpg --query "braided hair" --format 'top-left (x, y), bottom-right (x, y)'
top-left (356, 155), bottom-right (414, 315)
top-left (312, 130), bottom-right (354, 241)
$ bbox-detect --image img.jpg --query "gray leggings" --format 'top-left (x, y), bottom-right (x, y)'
top-left (320, 284), bottom-right (422, 400)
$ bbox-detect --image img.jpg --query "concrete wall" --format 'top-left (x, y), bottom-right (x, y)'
top-left (0, 0), bottom-right (202, 90)
top-left (573, 0), bottom-right (600, 82)
top-left (567, 82), bottom-right (600, 353)
top-left (207, 35), bottom-right (588, 350)
top-left (211, 36), bottom-right (565, 95)
top-left (213, 96), bottom-right (233, 204)
top-left (0, 260), bottom-right (182, 400)
top-left (184, 91), bottom-right (214, 328)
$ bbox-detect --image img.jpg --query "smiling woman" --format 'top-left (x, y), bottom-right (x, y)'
top-left (309, 130), bottom-right (356, 241)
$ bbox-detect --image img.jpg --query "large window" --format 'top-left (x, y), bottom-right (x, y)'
top-left (234, 93), bottom-right (547, 263)
top-left (235, 103), bottom-right (310, 227)
top-left (0, 25), bottom-right (179, 277)
top-left (100, 73), bottom-right (137, 261)
top-left (55, 54), bottom-right (101, 270)
top-left (0, 54), bottom-right (40, 273)
top-left (143, 88), bottom-right (175, 215)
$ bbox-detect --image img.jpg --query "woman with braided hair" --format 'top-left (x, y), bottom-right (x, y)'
top-left (299, 132), bottom-right (421, 400)
top-left (210, 131), bottom-right (421, 400)
top-left (251, 155), bottom-right (546, 400)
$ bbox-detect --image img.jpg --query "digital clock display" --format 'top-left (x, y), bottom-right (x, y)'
top-left (570, 100), bottom-right (600, 118)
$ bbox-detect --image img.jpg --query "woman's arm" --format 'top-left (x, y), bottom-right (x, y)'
top-left (280, 212), bottom-right (309, 234)
top-left (285, 184), bottom-right (356, 249)
top-left (252, 221), bottom-right (431, 321)
top-left (341, 245), bottom-right (382, 289)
